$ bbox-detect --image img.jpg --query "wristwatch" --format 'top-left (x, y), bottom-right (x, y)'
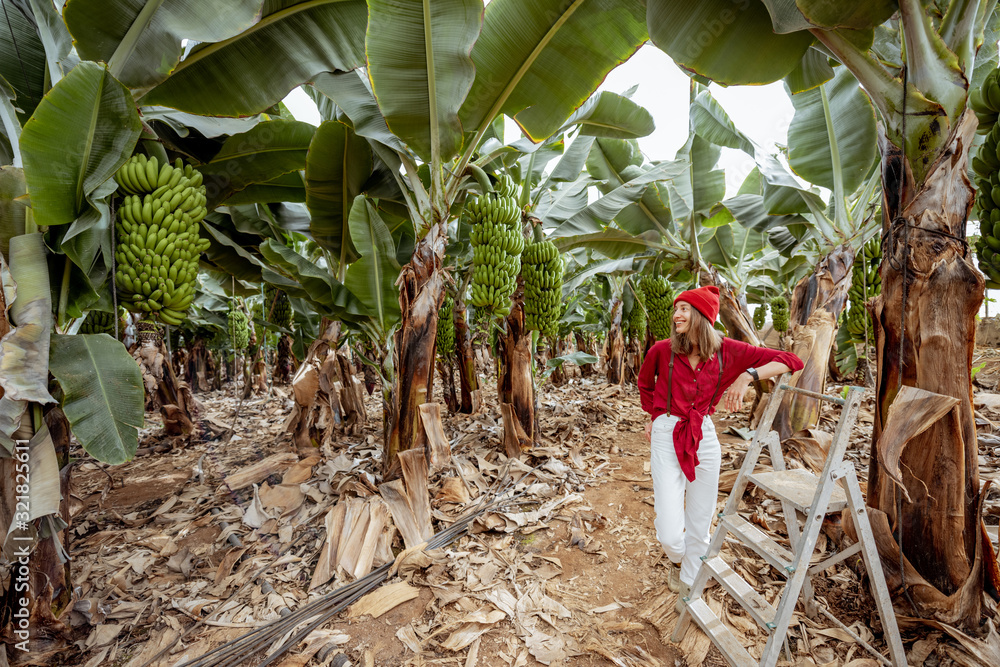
top-left (747, 367), bottom-right (759, 382)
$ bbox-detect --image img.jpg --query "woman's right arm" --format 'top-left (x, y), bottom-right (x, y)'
top-left (638, 344), bottom-right (661, 442)
top-left (637, 343), bottom-right (660, 414)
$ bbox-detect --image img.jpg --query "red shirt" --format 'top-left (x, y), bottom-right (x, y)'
top-left (638, 337), bottom-right (804, 481)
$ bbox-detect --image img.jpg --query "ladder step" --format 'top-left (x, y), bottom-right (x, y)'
top-left (685, 598), bottom-right (758, 667)
top-left (703, 556), bottom-right (777, 631)
top-left (748, 469), bottom-right (847, 514)
top-left (721, 514), bottom-right (794, 574)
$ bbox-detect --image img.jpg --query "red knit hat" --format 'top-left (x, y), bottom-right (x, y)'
top-left (674, 285), bottom-right (720, 323)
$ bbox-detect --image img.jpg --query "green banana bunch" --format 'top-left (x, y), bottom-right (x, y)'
top-left (522, 239), bottom-right (564, 337)
top-left (844, 237), bottom-right (882, 340)
top-left (80, 308), bottom-right (126, 336)
top-left (971, 67), bottom-right (1000, 135)
top-left (624, 288), bottom-right (647, 343)
top-left (263, 283), bottom-right (293, 329)
top-left (437, 295), bottom-right (455, 358)
top-left (468, 183), bottom-right (524, 319)
top-left (771, 296), bottom-right (790, 333)
top-left (971, 111), bottom-right (1000, 288)
top-left (752, 302), bottom-right (767, 331)
top-left (113, 155), bottom-right (210, 327)
top-left (228, 307), bottom-right (250, 351)
top-left (639, 275), bottom-right (674, 341)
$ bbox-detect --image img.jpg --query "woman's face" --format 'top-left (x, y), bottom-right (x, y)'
top-left (674, 301), bottom-right (693, 335)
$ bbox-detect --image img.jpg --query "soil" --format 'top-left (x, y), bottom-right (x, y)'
top-left (19, 352), bottom-right (1000, 667)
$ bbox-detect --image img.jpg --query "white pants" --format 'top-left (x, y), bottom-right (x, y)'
top-left (650, 413), bottom-right (721, 585)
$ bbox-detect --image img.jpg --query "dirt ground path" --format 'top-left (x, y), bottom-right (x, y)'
top-left (51, 363), bottom-right (988, 667)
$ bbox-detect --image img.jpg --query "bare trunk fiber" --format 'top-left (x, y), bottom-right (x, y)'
top-left (385, 222), bottom-right (446, 474)
top-left (275, 334), bottom-right (294, 384)
top-left (576, 332), bottom-right (596, 376)
top-left (438, 358), bottom-right (458, 412)
top-left (454, 298), bottom-right (481, 413)
top-left (624, 336), bottom-right (642, 385)
top-left (498, 282), bottom-right (534, 452)
top-left (133, 323), bottom-right (197, 437)
top-left (549, 338), bottom-right (566, 386)
top-left (865, 112), bottom-right (996, 625)
top-left (772, 246), bottom-right (853, 441)
top-left (606, 299), bottom-right (625, 385)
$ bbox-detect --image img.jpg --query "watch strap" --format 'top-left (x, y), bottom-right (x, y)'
top-left (747, 367), bottom-right (759, 382)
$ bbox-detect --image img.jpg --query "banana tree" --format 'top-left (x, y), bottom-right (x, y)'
top-left (692, 79), bottom-right (884, 439)
top-left (649, 0), bottom-right (1000, 626)
top-left (0, 4), bottom-right (153, 628)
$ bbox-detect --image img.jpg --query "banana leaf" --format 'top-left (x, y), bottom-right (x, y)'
top-left (646, 0), bottom-right (814, 86)
top-left (0, 232), bottom-right (54, 404)
top-left (306, 120), bottom-right (373, 270)
top-left (19, 61), bottom-right (141, 227)
top-left (65, 0), bottom-right (263, 92)
top-left (197, 119), bottom-right (315, 207)
top-left (49, 333), bottom-right (143, 464)
top-left (259, 238), bottom-right (368, 322)
top-left (0, 0), bottom-right (45, 120)
top-left (787, 67), bottom-right (877, 195)
top-left (344, 196), bottom-right (401, 333)
top-left (366, 0), bottom-right (481, 163)
top-left (461, 0), bottom-right (647, 143)
top-left (139, 0), bottom-right (368, 116)
top-left (564, 91), bottom-right (655, 140)
top-left (0, 166), bottom-right (25, 259)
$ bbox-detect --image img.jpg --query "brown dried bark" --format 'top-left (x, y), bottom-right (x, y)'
top-left (386, 221), bottom-right (446, 472)
top-left (867, 111), bottom-right (995, 625)
top-left (498, 280), bottom-right (534, 447)
top-left (575, 332), bottom-right (595, 377)
top-left (453, 297), bottom-right (481, 413)
top-left (606, 299), bottom-right (625, 385)
top-left (701, 269), bottom-right (761, 347)
top-left (773, 245), bottom-right (853, 440)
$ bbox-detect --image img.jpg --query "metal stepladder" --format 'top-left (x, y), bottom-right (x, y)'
top-left (670, 376), bottom-right (907, 667)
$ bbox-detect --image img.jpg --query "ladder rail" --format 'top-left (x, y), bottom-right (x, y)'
top-left (721, 374), bottom-right (790, 518)
top-left (671, 379), bottom-right (907, 667)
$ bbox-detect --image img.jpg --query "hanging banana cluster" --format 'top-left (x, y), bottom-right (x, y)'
top-left (770, 296), bottom-right (790, 333)
top-left (80, 308), bottom-right (125, 336)
top-left (114, 155), bottom-right (209, 326)
top-left (844, 238), bottom-right (882, 340)
top-left (468, 179), bottom-right (524, 318)
top-left (228, 306), bottom-right (250, 351)
top-left (970, 67), bottom-right (1000, 287)
top-left (752, 302), bottom-right (767, 331)
top-left (971, 68), bottom-right (1000, 136)
top-left (639, 276), bottom-right (674, 341)
top-left (264, 283), bottom-right (293, 329)
top-left (437, 295), bottom-right (455, 358)
top-left (522, 239), bottom-right (563, 336)
top-left (624, 290), bottom-right (646, 343)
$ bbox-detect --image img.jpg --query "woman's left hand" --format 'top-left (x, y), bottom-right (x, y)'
top-left (722, 374), bottom-right (751, 412)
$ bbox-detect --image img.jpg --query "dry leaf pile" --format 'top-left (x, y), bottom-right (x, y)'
top-left (54, 353), bottom-right (1000, 667)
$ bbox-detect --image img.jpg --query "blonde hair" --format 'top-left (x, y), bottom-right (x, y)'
top-left (671, 306), bottom-right (723, 362)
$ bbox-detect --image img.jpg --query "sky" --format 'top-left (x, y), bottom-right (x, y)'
top-left (282, 42), bottom-right (797, 197)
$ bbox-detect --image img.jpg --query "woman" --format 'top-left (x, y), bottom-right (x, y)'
top-left (637, 285), bottom-right (803, 598)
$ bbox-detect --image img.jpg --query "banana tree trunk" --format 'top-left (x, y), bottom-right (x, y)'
top-left (576, 332), bottom-right (596, 377)
top-left (133, 323), bottom-right (197, 437)
top-left (498, 279), bottom-right (534, 452)
top-left (866, 112), bottom-right (997, 625)
top-left (773, 245), bottom-right (853, 441)
top-left (702, 269), bottom-right (762, 346)
top-left (275, 334), bottom-right (294, 384)
top-left (606, 299), bottom-right (625, 385)
top-left (548, 337), bottom-right (566, 386)
top-left (453, 297), bottom-right (481, 413)
top-left (386, 222), bottom-right (446, 473)
top-left (438, 358), bottom-right (457, 412)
